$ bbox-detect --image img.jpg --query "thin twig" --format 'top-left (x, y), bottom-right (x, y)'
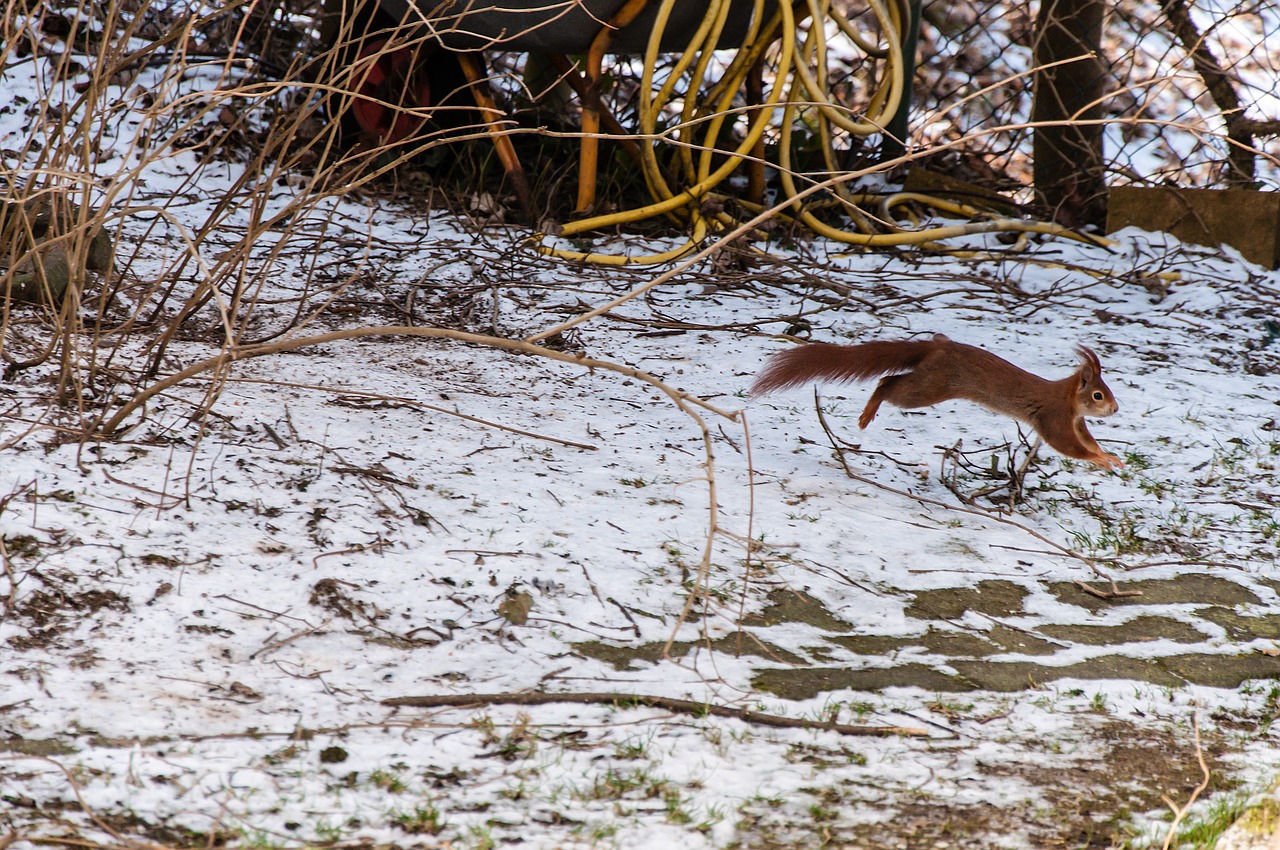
top-left (1160, 709), bottom-right (1211, 850)
top-left (383, 692), bottom-right (928, 737)
top-left (303, 381), bottom-right (597, 450)
top-left (1074, 579), bottom-right (1144, 600)
top-left (99, 325), bottom-right (736, 436)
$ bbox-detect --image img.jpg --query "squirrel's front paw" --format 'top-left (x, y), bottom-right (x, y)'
top-left (1093, 452), bottom-right (1125, 470)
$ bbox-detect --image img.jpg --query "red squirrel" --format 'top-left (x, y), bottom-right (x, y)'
top-left (751, 334), bottom-right (1124, 469)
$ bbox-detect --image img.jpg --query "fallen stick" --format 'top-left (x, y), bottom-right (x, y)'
top-left (383, 692), bottom-right (929, 737)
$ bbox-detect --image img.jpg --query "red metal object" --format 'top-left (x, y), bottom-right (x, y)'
top-left (349, 38), bottom-right (434, 143)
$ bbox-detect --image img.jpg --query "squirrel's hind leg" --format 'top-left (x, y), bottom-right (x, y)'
top-left (859, 375), bottom-right (905, 429)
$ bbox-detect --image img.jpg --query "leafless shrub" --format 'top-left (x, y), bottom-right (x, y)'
top-left (3, 0), bottom-right (1275, 453)
top-left (1, 0), bottom-right (504, 443)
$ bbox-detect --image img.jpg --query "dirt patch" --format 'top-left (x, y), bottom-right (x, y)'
top-left (827, 627), bottom-right (1003, 658)
top-left (1160, 652), bottom-right (1280, 688)
top-left (985, 624), bottom-right (1062, 655)
top-left (755, 651), bottom-right (1280, 698)
top-left (996, 719), bottom-right (1236, 848)
top-left (729, 716), bottom-right (1235, 849)
top-left (732, 797), bottom-right (1024, 850)
top-left (1047, 575), bottom-right (1261, 611)
top-left (753, 662), bottom-right (963, 699)
top-left (0, 737), bottom-right (78, 756)
top-left (1198, 606), bottom-right (1280, 640)
top-left (1039, 614), bottom-right (1209, 645)
top-left (740, 589), bottom-right (858, 632)
top-left (951, 655), bottom-right (1185, 691)
top-left (905, 579), bottom-right (1030, 620)
top-left (576, 631), bottom-right (807, 670)
top-left (826, 624), bottom-right (1060, 658)
top-left (7, 574), bottom-right (131, 651)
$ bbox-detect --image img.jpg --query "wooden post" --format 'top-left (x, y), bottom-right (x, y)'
top-left (1032, 0), bottom-right (1106, 227)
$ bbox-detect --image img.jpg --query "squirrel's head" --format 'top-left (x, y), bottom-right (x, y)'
top-left (1074, 345), bottom-right (1119, 418)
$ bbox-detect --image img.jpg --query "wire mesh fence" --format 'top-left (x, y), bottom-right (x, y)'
top-left (6, 0), bottom-right (1276, 232)
top-left (915, 0), bottom-right (1280, 194)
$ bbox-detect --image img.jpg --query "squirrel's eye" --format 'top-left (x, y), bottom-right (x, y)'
top-left (1093, 391), bottom-right (1104, 400)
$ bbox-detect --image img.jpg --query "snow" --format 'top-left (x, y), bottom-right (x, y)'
top-left (5, 14), bottom-right (1280, 850)
top-left (6, 197), bottom-right (1280, 845)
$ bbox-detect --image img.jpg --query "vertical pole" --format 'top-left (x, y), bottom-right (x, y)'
top-left (457, 52), bottom-right (535, 215)
top-left (746, 55), bottom-right (766, 206)
top-left (574, 0), bottom-right (652, 215)
top-left (880, 0), bottom-right (921, 163)
top-left (1032, 0), bottom-right (1107, 226)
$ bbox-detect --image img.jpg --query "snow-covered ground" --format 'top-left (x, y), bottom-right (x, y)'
top-left (5, 174), bottom-right (1280, 847)
top-left (5, 12), bottom-right (1280, 850)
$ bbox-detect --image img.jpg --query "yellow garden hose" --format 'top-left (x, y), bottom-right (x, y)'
top-left (531, 0), bottom-right (1113, 266)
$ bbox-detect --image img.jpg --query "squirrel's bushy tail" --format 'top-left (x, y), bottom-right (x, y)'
top-left (751, 340), bottom-right (938, 395)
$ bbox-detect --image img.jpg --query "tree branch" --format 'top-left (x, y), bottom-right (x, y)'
top-left (383, 691), bottom-right (929, 737)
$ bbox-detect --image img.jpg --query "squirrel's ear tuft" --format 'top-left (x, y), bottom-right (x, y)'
top-left (1075, 345), bottom-right (1101, 378)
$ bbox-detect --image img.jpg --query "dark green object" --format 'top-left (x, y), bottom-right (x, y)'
top-left (319, 745), bottom-right (349, 763)
top-left (2, 194), bottom-right (113, 305)
top-left (880, 0), bottom-right (921, 163)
